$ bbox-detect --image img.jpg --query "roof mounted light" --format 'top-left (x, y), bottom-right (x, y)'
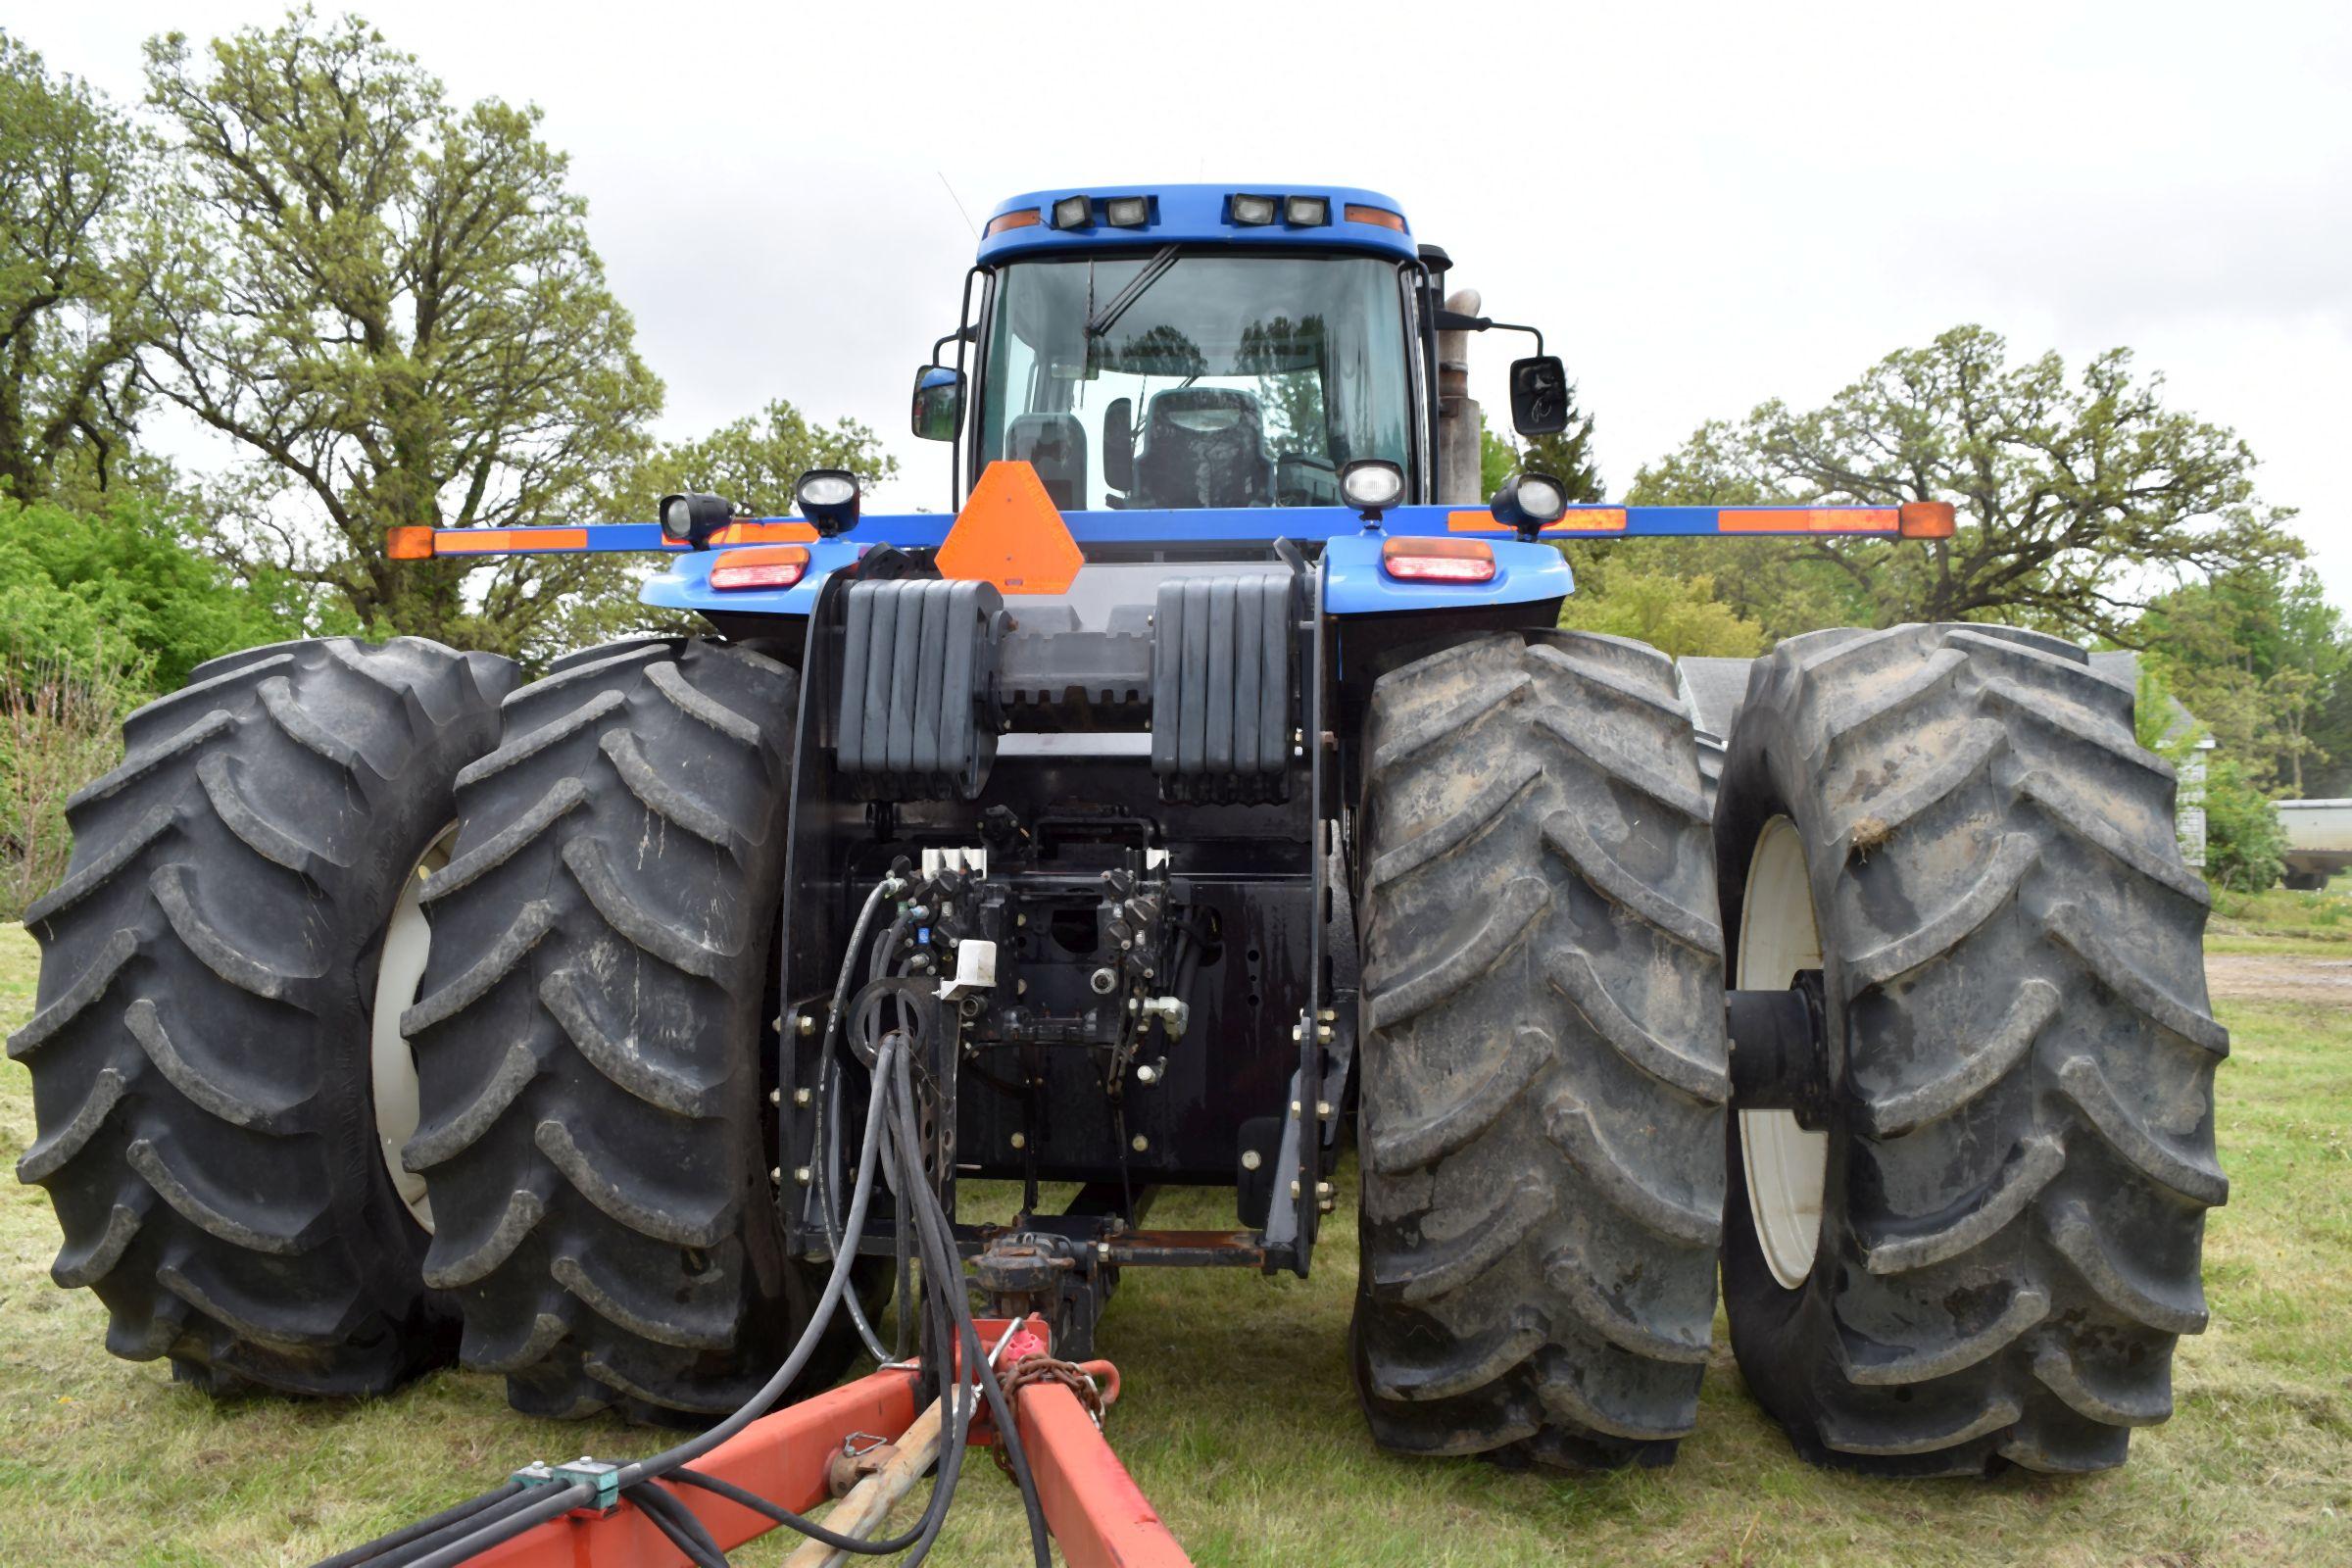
top-left (660, 493), bottom-right (734, 550)
top-left (984, 208), bottom-right (1040, 237)
top-left (1051, 194), bottom-right (1091, 229)
top-left (1230, 193), bottom-right (1278, 226)
top-left (1103, 195), bottom-right (1150, 228)
top-left (795, 468), bottom-right (860, 536)
top-left (1340, 459), bottom-right (1405, 521)
top-left (1284, 195), bottom-right (1329, 226)
top-left (1383, 536), bottom-right (1495, 584)
top-left (1344, 203), bottom-right (1406, 232)
top-left (1490, 470), bottom-right (1569, 540)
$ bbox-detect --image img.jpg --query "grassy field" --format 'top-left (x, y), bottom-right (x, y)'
top-left (4, 917), bottom-right (2349, 1567)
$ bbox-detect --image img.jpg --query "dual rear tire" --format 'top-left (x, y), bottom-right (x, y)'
top-left (1350, 625), bottom-right (2223, 1476)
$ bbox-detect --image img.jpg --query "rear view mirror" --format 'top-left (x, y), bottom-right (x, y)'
top-left (1103, 397), bottom-right (1135, 492)
top-left (911, 365), bottom-right (965, 442)
top-left (1509, 355), bottom-right (1570, 436)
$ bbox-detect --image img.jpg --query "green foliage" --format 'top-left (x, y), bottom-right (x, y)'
top-left (611, 399), bottom-right (899, 522)
top-left (1480, 386), bottom-right (1603, 504)
top-left (0, 32), bottom-right (160, 502)
top-left (2139, 564), bottom-right (2349, 796)
top-left (2203, 756), bottom-right (2288, 892)
top-left (1627, 325), bottom-right (2297, 643)
top-left (138, 9), bottom-right (664, 662)
top-left (0, 497), bottom-right (340, 689)
top-left (1557, 568), bottom-right (1765, 658)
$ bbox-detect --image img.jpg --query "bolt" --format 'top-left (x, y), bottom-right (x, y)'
top-left (1098, 1242), bottom-right (1112, 1261)
top-left (794, 1087), bottom-right (811, 1107)
top-left (1290, 1100), bottom-right (1301, 1115)
top-left (770, 1015), bottom-right (783, 1034)
top-left (793, 1166), bottom-right (812, 1185)
top-left (1316, 1101), bottom-right (1334, 1119)
top-left (1016, 912), bottom-right (1028, 927)
top-left (1131, 1134), bottom-right (1150, 1152)
top-left (1136, 1062), bottom-right (1159, 1085)
top-left (1319, 1008), bottom-right (1337, 1023)
top-left (1010, 1132), bottom-right (1026, 1151)
top-left (1316, 1180), bottom-right (1334, 1200)
top-left (770, 1167), bottom-right (782, 1183)
top-left (1290, 1024), bottom-right (1302, 1042)
top-left (768, 1088), bottom-right (780, 1104)
top-left (1016, 978), bottom-right (1029, 995)
top-left (797, 1013), bottom-right (814, 1038)
top-left (1316, 1023), bottom-right (1333, 1043)
top-left (1241, 1149), bottom-right (1261, 1171)
top-left (1289, 1179), bottom-right (1300, 1199)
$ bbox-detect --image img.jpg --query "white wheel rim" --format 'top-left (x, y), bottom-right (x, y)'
top-left (371, 827), bottom-right (453, 1233)
top-left (1739, 815), bottom-right (1830, 1291)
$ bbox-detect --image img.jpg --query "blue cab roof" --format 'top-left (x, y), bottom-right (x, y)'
top-left (977, 184), bottom-right (1417, 265)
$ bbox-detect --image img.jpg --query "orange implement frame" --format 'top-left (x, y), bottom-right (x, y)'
top-left (467, 1319), bottom-right (1191, 1568)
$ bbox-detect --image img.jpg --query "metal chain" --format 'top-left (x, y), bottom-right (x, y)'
top-left (991, 1354), bottom-right (1104, 1480)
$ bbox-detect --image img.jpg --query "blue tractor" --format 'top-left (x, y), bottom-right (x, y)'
top-left (17, 184), bottom-right (2221, 1480)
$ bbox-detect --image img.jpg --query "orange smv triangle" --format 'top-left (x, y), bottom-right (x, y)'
top-left (937, 461), bottom-right (1083, 595)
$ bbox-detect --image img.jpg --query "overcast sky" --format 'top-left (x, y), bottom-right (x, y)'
top-left (29, 0), bottom-right (2352, 605)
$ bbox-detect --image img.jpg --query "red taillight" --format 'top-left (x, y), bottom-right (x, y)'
top-left (709, 544), bottom-right (809, 591)
top-left (1381, 537), bottom-right (1494, 583)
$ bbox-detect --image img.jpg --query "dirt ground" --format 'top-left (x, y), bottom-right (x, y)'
top-left (2207, 951), bottom-right (2352, 1004)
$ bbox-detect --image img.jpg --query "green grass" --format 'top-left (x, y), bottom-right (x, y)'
top-left (2209, 880), bottom-right (2352, 944)
top-left (4, 921), bottom-right (2350, 1565)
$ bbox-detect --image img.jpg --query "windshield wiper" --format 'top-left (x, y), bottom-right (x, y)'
top-left (1085, 245), bottom-right (1181, 339)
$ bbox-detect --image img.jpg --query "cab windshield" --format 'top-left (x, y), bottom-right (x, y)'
top-left (977, 252), bottom-right (1414, 512)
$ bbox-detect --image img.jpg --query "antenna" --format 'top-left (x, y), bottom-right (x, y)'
top-left (935, 171), bottom-right (979, 242)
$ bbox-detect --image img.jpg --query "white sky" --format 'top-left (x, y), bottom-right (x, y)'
top-left (30, 0), bottom-right (2352, 605)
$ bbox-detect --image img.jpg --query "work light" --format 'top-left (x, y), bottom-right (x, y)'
top-left (1104, 196), bottom-right (1149, 227)
top-left (1283, 195), bottom-right (1329, 226)
top-left (1052, 195), bottom-right (1092, 229)
top-left (1489, 470), bottom-right (1569, 539)
top-left (1230, 194), bottom-right (1278, 226)
top-left (795, 468), bottom-right (861, 535)
top-left (659, 493), bottom-right (733, 549)
top-left (1340, 459), bottom-right (1404, 519)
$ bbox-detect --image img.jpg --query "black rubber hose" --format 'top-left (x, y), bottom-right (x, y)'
top-left (628, 1482), bottom-right (729, 1568)
top-left (890, 1043), bottom-right (1052, 1568)
top-left (310, 1483), bottom-right (524, 1568)
top-left (362, 1484), bottom-right (555, 1568)
top-left (393, 1483), bottom-right (592, 1568)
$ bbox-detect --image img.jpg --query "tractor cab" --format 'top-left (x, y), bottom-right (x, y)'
top-left (910, 185), bottom-right (1571, 513)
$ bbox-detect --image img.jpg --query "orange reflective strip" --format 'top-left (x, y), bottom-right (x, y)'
top-left (708, 520), bottom-right (819, 546)
top-left (939, 462), bottom-right (1082, 595)
top-left (385, 525), bottom-right (435, 560)
top-left (1447, 507), bottom-right (1626, 533)
top-left (1899, 501), bottom-right (1956, 539)
top-left (985, 209), bottom-right (1042, 236)
top-left (433, 527), bottom-right (590, 553)
top-left (1344, 204), bottom-right (1406, 231)
top-left (1716, 508), bottom-right (1898, 534)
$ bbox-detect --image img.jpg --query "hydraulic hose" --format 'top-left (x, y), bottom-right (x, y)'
top-left (312, 1482), bottom-right (525, 1567)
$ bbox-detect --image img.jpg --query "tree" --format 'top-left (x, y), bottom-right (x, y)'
top-left (1556, 568), bottom-right (1765, 658)
top-left (2138, 563), bottom-right (2349, 795)
top-left (1482, 380), bottom-right (1603, 503)
top-left (612, 398), bottom-right (897, 524)
top-left (139, 10), bottom-right (662, 660)
top-left (1627, 325), bottom-right (2297, 643)
top-left (0, 33), bottom-right (159, 501)
top-left (2201, 757), bottom-right (2286, 892)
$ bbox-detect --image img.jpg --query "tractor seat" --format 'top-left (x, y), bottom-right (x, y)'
top-left (1132, 388), bottom-right (1273, 509)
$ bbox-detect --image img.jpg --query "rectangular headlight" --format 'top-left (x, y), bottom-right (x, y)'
top-left (1284, 195), bottom-right (1329, 226)
top-left (1052, 194), bottom-right (1092, 229)
top-left (1230, 193), bottom-right (1277, 225)
top-left (1104, 195), bottom-right (1149, 227)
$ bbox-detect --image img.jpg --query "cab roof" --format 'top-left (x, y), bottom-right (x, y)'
top-left (977, 184), bottom-right (1417, 266)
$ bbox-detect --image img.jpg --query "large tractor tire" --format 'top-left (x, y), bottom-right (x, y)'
top-left (1715, 624), bottom-right (2225, 1476)
top-left (401, 637), bottom-right (858, 1422)
top-left (11, 637), bottom-right (515, 1395)
top-left (1350, 632), bottom-right (1730, 1469)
